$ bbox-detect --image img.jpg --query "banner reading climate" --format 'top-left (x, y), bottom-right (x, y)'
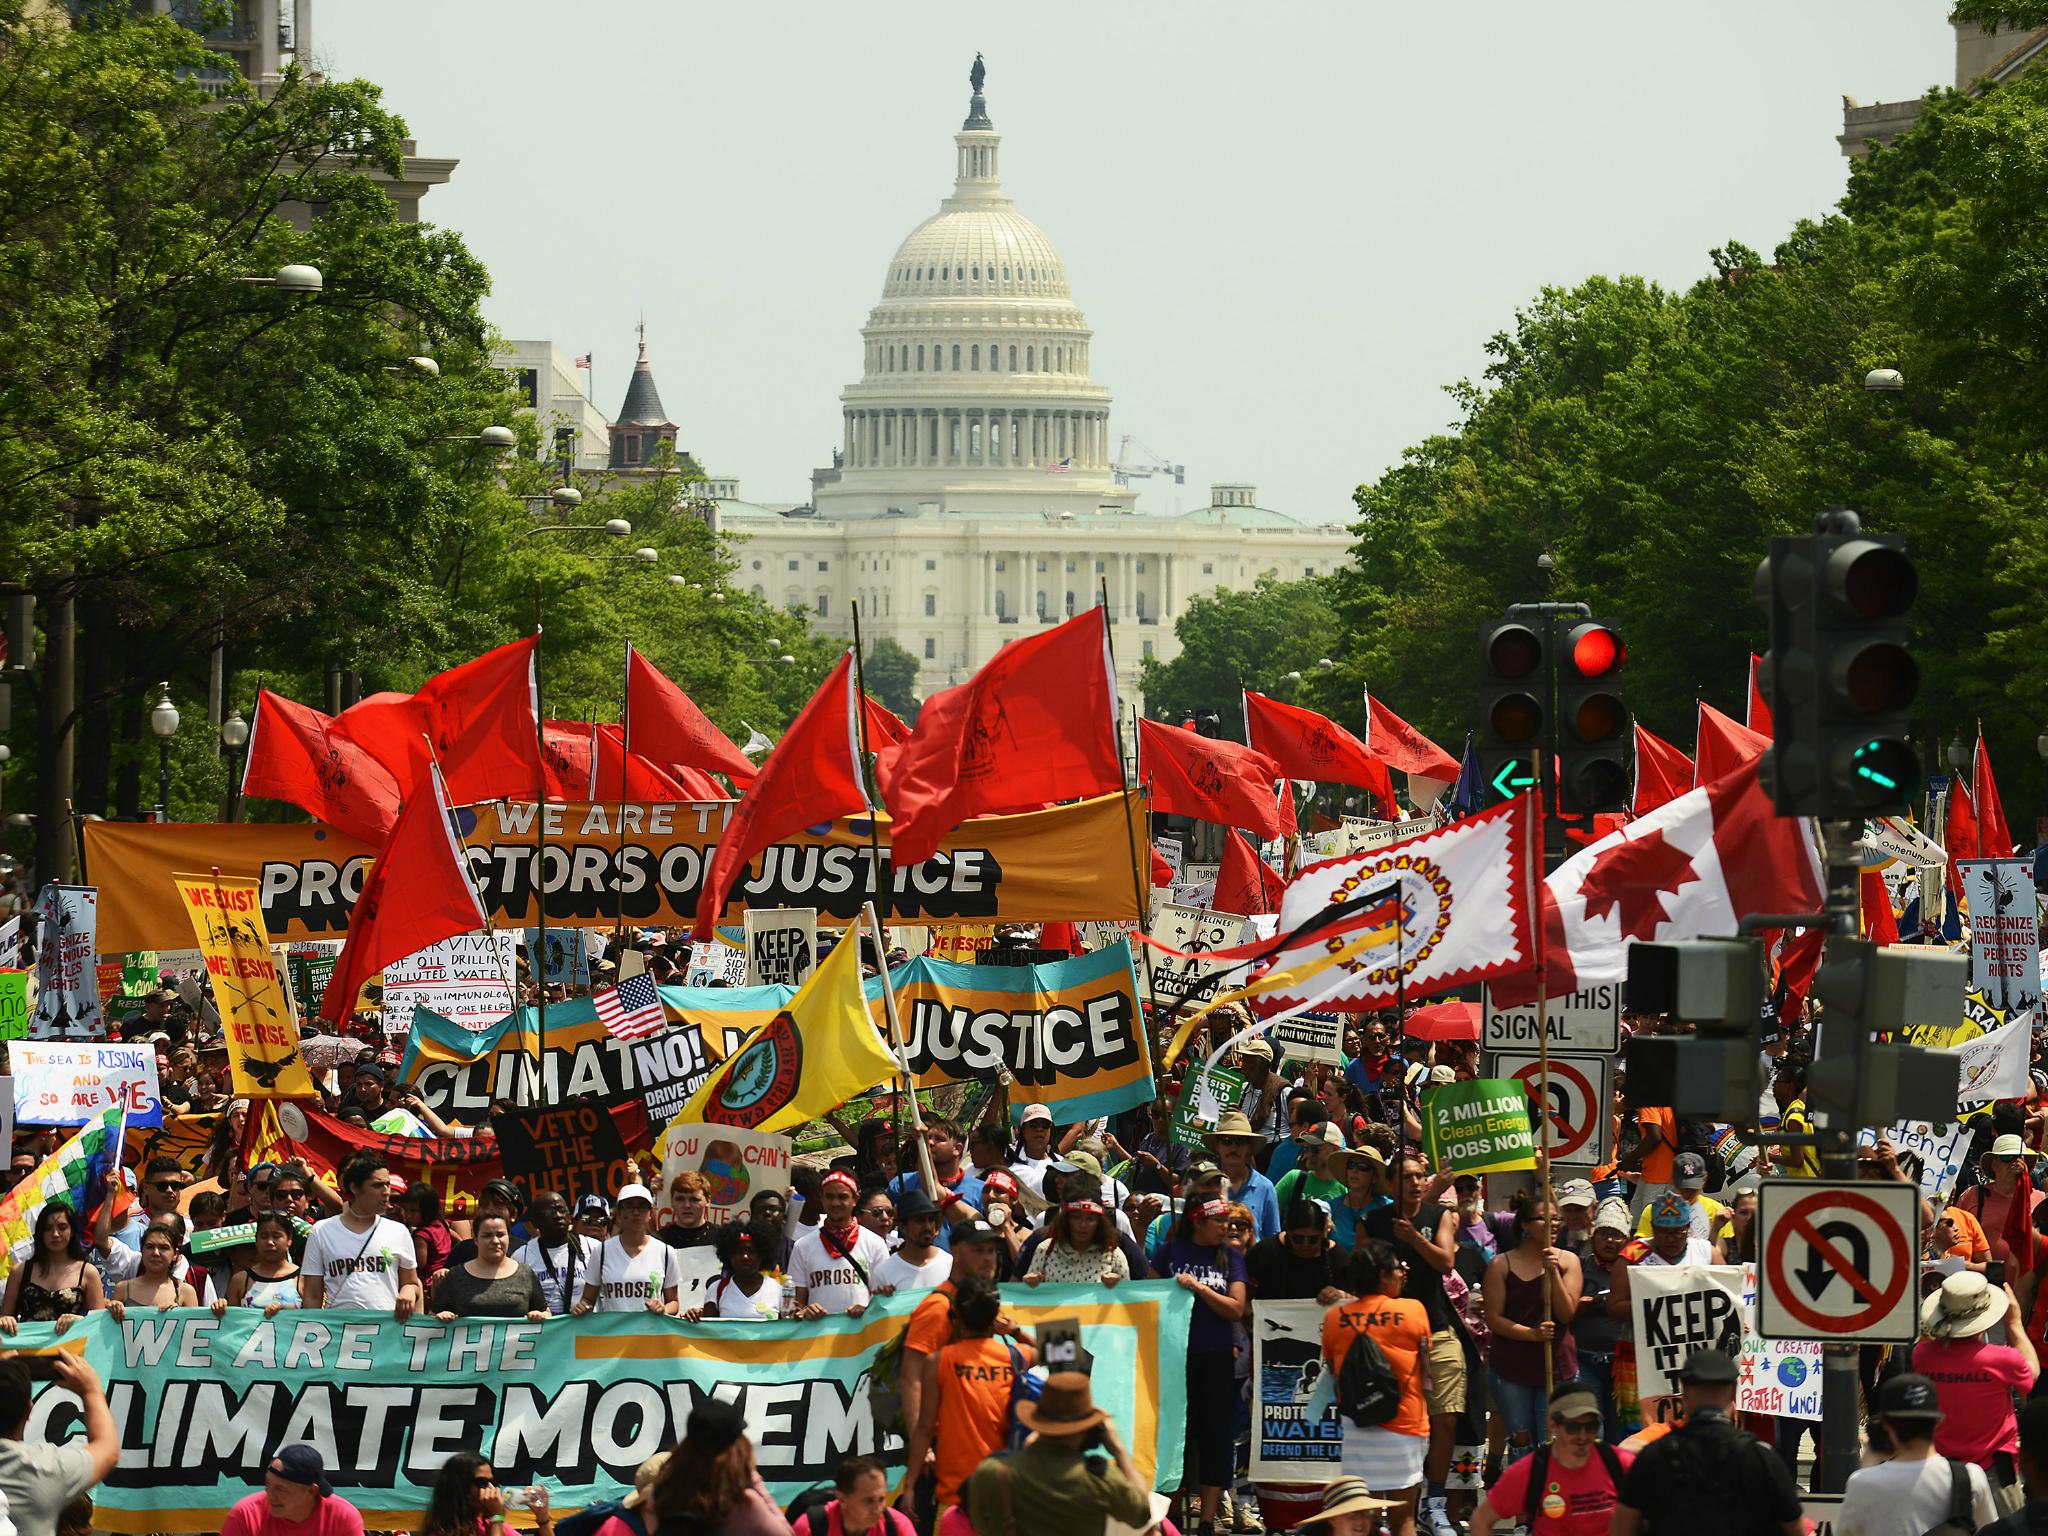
top-left (22, 1288), bottom-right (1190, 1532)
top-left (84, 794), bottom-right (1147, 951)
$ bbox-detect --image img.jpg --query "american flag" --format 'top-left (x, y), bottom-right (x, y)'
top-left (573, 353), bottom-right (591, 370)
top-left (593, 972), bottom-right (667, 1041)
top-left (1044, 457), bottom-right (1070, 474)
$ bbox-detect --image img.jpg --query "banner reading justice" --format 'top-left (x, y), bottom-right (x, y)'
top-left (85, 794), bottom-right (1148, 951)
top-left (21, 1286), bottom-right (1191, 1533)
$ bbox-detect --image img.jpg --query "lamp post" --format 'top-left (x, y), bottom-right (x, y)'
top-left (220, 707), bottom-right (250, 823)
top-left (148, 683), bottom-right (179, 823)
top-left (2036, 727), bottom-right (2048, 848)
top-left (1947, 733), bottom-right (1969, 776)
top-left (521, 518), bottom-right (630, 543)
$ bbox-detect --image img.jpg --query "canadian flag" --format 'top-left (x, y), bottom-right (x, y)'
top-left (1494, 757), bottom-right (1823, 1005)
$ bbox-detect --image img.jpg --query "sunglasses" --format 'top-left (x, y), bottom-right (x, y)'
top-left (1555, 1418), bottom-right (1600, 1435)
top-left (150, 1180), bottom-right (189, 1193)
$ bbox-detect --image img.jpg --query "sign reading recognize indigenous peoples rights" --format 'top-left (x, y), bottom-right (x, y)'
top-left (84, 794), bottom-right (1148, 951)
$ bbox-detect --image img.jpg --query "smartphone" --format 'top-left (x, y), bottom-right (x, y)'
top-left (1988, 1260), bottom-right (2007, 1289)
top-left (502, 1487), bottom-right (538, 1512)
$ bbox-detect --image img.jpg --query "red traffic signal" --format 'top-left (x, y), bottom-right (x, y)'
top-left (1564, 622), bottom-right (1625, 679)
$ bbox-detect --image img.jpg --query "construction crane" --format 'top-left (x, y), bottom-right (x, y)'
top-left (1110, 433), bottom-right (1185, 488)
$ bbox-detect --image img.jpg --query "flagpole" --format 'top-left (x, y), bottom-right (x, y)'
top-left (615, 641), bottom-right (633, 952)
top-left (421, 736), bottom-right (525, 1078)
top-left (1528, 776), bottom-right (1556, 1396)
top-left (1097, 583), bottom-right (1163, 1025)
top-left (531, 597), bottom-right (550, 1108)
top-left (847, 603), bottom-right (906, 1165)
top-left (864, 899), bottom-right (938, 1196)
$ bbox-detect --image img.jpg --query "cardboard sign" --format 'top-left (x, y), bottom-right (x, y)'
top-left (30, 884), bottom-right (100, 1038)
top-left (172, 873), bottom-right (316, 1100)
top-left (0, 971), bottom-right (27, 1042)
top-left (1268, 1011), bottom-right (1344, 1066)
top-left (1630, 1263), bottom-right (1744, 1400)
top-left (684, 940), bottom-right (747, 988)
top-left (653, 1122), bottom-right (792, 1228)
top-left (1144, 905), bottom-right (1255, 1012)
top-left (1855, 1119), bottom-right (1972, 1201)
top-left (1420, 1077), bottom-right (1536, 1175)
top-left (524, 928), bottom-right (592, 988)
top-left (1248, 1298), bottom-right (1344, 1482)
top-left (1482, 981), bottom-right (1623, 1054)
top-left (12, 1042), bottom-right (162, 1128)
top-left (1738, 1263), bottom-right (1820, 1420)
top-left (0, 917), bottom-right (17, 970)
top-left (383, 932), bottom-right (520, 1034)
top-left (1170, 1065), bottom-right (1245, 1150)
top-left (494, 1100), bottom-right (635, 1207)
top-left (744, 908), bottom-right (817, 987)
top-left (1960, 859), bottom-right (2043, 1018)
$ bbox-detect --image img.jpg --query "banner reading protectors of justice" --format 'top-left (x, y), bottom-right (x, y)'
top-left (19, 1288), bottom-right (1192, 1533)
top-left (83, 794), bottom-right (1149, 952)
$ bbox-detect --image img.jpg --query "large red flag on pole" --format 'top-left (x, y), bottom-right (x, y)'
top-left (1975, 733), bottom-right (2014, 858)
top-left (1241, 690), bottom-right (1397, 817)
top-left (876, 609), bottom-right (1122, 866)
top-left (1362, 691), bottom-right (1461, 781)
top-left (1213, 829), bottom-right (1282, 916)
top-left (328, 637), bottom-right (545, 808)
top-left (1694, 701), bottom-right (1768, 787)
top-left (240, 690), bottom-right (404, 845)
top-left (320, 761), bottom-right (490, 1024)
top-left (1947, 776), bottom-right (1981, 897)
top-left (1747, 654), bottom-right (1774, 735)
top-left (1632, 724), bottom-right (1694, 816)
top-left (1138, 718), bottom-right (1287, 839)
top-left (690, 653), bottom-right (872, 940)
top-left (624, 643), bottom-right (758, 787)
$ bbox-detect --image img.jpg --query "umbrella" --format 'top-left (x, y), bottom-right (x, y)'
top-left (1402, 1000), bottom-right (1480, 1042)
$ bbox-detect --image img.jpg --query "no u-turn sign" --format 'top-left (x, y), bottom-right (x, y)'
top-left (1758, 1179), bottom-right (1920, 1344)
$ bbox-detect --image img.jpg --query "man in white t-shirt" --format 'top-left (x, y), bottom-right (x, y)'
top-left (512, 1192), bottom-right (598, 1316)
top-left (299, 1155), bottom-right (420, 1315)
top-left (790, 1170), bottom-right (891, 1317)
top-left (873, 1189), bottom-right (951, 1294)
top-left (1835, 1372), bottom-right (1997, 1536)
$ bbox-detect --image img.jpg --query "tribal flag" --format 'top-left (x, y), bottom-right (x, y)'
top-left (594, 972), bottom-right (668, 1042)
top-left (0, 1105), bottom-right (125, 1281)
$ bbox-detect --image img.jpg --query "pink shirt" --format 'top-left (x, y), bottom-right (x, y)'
top-left (1959, 1184), bottom-right (2044, 1264)
top-left (1913, 1337), bottom-right (2036, 1463)
top-left (220, 1491), bottom-right (366, 1536)
top-left (1486, 1445), bottom-right (1635, 1536)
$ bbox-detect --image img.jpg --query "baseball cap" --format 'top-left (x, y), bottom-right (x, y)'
top-left (1183, 1158), bottom-right (1224, 1187)
top-left (1052, 1151), bottom-right (1104, 1181)
top-left (1650, 1191), bottom-right (1693, 1229)
top-left (615, 1183), bottom-right (654, 1207)
top-left (1237, 1037), bottom-right (1275, 1061)
top-left (575, 1193), bottom-right (612, 1221)
top-left (1675, 1349), bottom-right (1737, 1386)
top-left (1876, 1372), bottom-right (1944, 1422)
top-left (1593, 1197), bottom-right (1633, 1235)
top-left (1556, 1179), bottom-right (1596, 1208)
top-left (950, 1218), bottom-right (1000, 1246)
top-left (1020, 1103), bottom-right (1054, 1127)
top-left (1674, 1151), bottom-right (1708, 1189)
top-left (269, 1444), bottom-right (332, 1496)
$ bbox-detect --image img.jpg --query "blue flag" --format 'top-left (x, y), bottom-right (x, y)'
top-left (1449, 733), bottom-right (1482, 819)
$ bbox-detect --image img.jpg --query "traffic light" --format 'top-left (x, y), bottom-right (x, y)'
top-left (1623, 938), bottom-right (1766, 1121)
top-left (1757, 516), bottom-right (1920, 819)
top-left (1804, 936), bottom-right (1960, 1127)
top-left (1478, 617), bottom-right (1544, 805)
top-left (1556, 619), bottom-right (1628, 813)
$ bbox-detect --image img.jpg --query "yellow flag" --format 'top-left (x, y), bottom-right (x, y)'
top-left (173, 871), bottom-right (318, 1098)
top-left (1162, 920), bottom-right (1400, 1069)
top-left (669, 930), bottom-right (896, 1135)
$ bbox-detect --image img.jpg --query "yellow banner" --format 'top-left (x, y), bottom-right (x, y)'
top-left (171, 872), bottom-right (317, 1099)
top-left (86, 794), bottom-right (1149, 952)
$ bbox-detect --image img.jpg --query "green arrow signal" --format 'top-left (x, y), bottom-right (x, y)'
top-left (1491, 760), bottom-right (1537, 799)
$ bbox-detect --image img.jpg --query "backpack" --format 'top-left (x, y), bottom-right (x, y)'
top-left (869, 1290), bottom-right (954, 1439)
top-left (1920, 1459), bottom-right (1979, 1536)
top-left (1336, 1327), bottom-right (1404, 1427)
top-left (1524, 1442), bottom-right (1624, 1517)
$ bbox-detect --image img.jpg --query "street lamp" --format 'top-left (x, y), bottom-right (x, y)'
top-left (1316, 657), bottom-right (1334, 672)
top-left (220, 707), bottom-right (250, 822)
top-left (149, 682), bottom-right (179, 822)
top-left (1947, 733), bottom-right (1969, 774)
top-left (1864, 368), bottom-right (1905, 394)
top-left (383, 356), bottom-right (440, 378)
top-left (522, 519), bottom-right (630, 542)
top-left (236, 263), bottom-right (323, 294)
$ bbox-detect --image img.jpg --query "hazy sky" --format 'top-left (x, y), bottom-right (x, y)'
top-left (320, 4), bottom-right (1955, 522)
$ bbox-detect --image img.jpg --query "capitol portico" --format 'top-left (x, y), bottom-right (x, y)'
top-left (710, 59), bottom-right (1351, 703)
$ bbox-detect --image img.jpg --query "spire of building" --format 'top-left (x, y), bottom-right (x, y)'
top-left (614, 322), bottom-right (672, 427)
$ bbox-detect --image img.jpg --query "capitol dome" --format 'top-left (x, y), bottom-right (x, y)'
top-left (830, 59), bottom-right (1119, 497)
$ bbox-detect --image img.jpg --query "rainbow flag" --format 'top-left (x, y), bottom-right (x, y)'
top-left (0, 1104), bottom-right (125, 1281)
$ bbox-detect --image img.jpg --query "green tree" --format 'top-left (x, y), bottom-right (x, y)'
top-left (1139, 578), bottom-right (1342, 740)
top-left (860, 638), bottom-right (921, 723)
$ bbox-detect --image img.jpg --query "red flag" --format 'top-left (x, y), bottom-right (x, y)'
top-left (691, 653), bottom-right (871, 940)
top-left (592, 724), bottom-right (731, 801)
top-left (1243, 690), bottom-right (1396, 815)
top-left (330, 691), bottom-right (431, 796)
top-left (1694, 701), bottom-right (1768, 787)
top-left (863, 696), bottom-right (912, 751)
top-left (1775, 925), bottom-right (1827, 1020)
top-left (240, 690), bottom-right (404, 845)
top-left (1495, 758), bottom-right (1824, 1004)
top-left (624, 644), bottom-right (758, 786)
top-left (1946, 776), bottom-right (1981, 897)
top-left (1138, 718), bottom-right (1286, 838)
top-left (1363, 691), bottom-right (1461, 781)
top-left (541, 721), bottom-right (596, 802)
top-left (1038, 921), bottom-right (1080, 955)
top-left (1975, 735), bottom-right (2014, 858)
top-left (1861, 868), bottom-right (1900, 946)
top-left (1151, 846), bottom-right (1174, 887)
top-left (328, 638), bottom-right (544, 807)
top-left (875, 610), bottom-right (1122, 866)
top-left (1213, 829), bottom-right (1282, 916)
top-left (1747, 654), bottom-right (1774, 736)
top-left (320, 763), bottom-right (490, 1024)
top-left (1632, 724), bottom-right (1695, 816)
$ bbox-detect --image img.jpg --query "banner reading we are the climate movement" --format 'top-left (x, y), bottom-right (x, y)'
top-left (21, 1286), bottom-right (1192, 1532)
top-left (84, 793), bottom-right (1147, 951)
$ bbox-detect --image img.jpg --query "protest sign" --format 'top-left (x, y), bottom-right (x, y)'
top-left (1738, 1263), bottom-right (1820, 1421)
top-left (0, 971), bottom-right (27, 1042)
top-left (1249, 1299), bottom-right (1344, 1482)
top-left (889, 941), bottom-right (1154, 1124)
top-left (401, 995), bottom-right (730, 1127)
top-left (1155, 837), bottom-right (1184, 883)
top-left (0, 916), bottom-right (17, 969)
top-left (1268, 1010), bottom-right (1344, 1066)
top-left (1954, 1018), bottom-right (2030, 1105)
top-left (1420, 1077), bottom-right (1536, 1175)
top-left (172, 872), bottom-right (315, 1100)
top-left (285, 943), bottom-right (339, 1017)
top-left (1855, 1119), bottom-right (1972, 1201)
top-left (1630, 1263), bottom-right (1744, 1400)
top-left (744, 908), bottom-right (817, 987)
top-left (684, 939), bottom-right (747, 987)
top-left (1960, 859), bottom-right (2044, 1018)
top-left (654, 1123), bottom-right (793, 1228)
top-left (126, 1110), bottom-right (224, 1178)
top-left (927, 925), bottom-right (999, 963)
top-left (12, 1042), bottom-right (162, 1129)
top-left (383, 932), bottom-right (520, 1034)
top-left (1171, 862), bottom-right (1221, 908)
top-left (261, 1100), bottom-right (569, 1215)
top-left (84, 792), bottom-right (1150, 950)
top-left (1170, 1065), bottom-right (1245, 1150)
top-left (30, 884), bottom-right (99, 1038)
top-left (17, 1285), bottom-right (1191, 1531)
top-left (523, 928), bottom-right (592, 988)
top-left (494, 1101), bottom-right (636, 1207)
top-left (1143, 905), bottom-right (1256, 1012)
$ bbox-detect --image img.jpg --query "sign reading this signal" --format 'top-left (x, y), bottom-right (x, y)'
top-left (1758, 1179), bottom-right (1919, 1343)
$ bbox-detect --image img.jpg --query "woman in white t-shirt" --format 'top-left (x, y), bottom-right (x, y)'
top-left (299, 1153), bottom-right (421, 1316)
top-left (683, 1221), bottom-right (785, 1321)
top-left (571, 1183), bottom-right (681, 1315)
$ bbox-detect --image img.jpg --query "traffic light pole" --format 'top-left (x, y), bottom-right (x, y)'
top-left (1815, 814), bottom-right (1868, 1497)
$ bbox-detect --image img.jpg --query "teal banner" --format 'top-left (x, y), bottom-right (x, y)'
top-left (23, 1283), bottom-right (1191, 1533)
